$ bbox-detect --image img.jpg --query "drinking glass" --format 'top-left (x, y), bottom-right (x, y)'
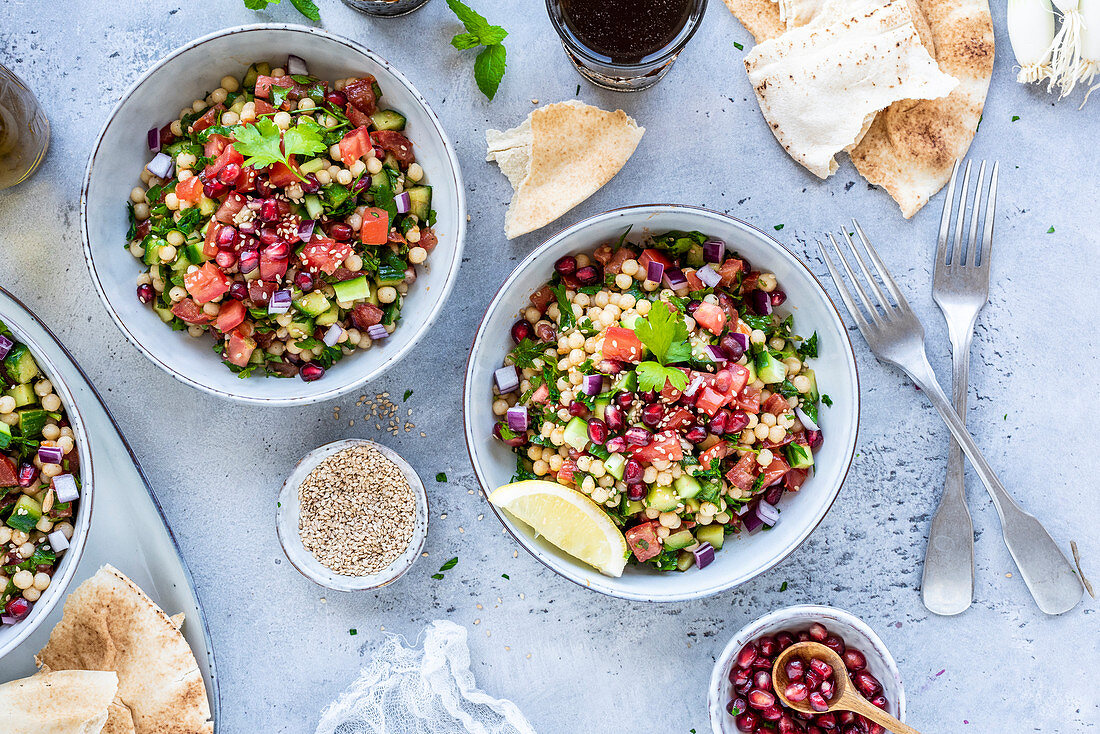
top-left (0, 65), bottom-right (49, 191)
top-left (340, 0), bottom-right (434, 16)
top-left (546, 0), bottom-right (708, 91)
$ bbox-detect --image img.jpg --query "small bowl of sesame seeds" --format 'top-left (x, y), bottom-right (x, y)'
top-left (276, 438), bottom-right (428, 591)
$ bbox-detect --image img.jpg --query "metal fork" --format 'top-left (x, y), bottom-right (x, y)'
top-left (818, 217), bottom-right (1085, 615)
top-left (922, 160), bottom-right (991, 615)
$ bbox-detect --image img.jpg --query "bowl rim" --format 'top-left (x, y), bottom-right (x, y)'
top-left (706, 604), bottom-right (907, 732)
top-left (0, 316), bottom-right (95, 659)
top-left (79, 22), bottom-right (467, 406)
top-left (462, 203), bottom-right (861, 602)
top-left (275, 437), bottom-right (429, 591)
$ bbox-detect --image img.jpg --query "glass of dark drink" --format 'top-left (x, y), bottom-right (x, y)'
top-left (546, 0), bottom-right (708, 91)
top-left (0, 65), bottom-right (49, 191)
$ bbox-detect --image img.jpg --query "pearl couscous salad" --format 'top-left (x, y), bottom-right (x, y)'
top-left (127, 57), bottom-right (438, 381)
top-left (490, 231), bottom-right (827, 572)
top-left (0, 326), bottom-right (81, 624)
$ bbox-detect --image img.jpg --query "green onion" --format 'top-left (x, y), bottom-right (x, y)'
top-left (1008, 0), bottom-right (1055, 84)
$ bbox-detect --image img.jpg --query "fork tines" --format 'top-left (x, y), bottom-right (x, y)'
top-left (937, 159), bottom-right (999, 269)
top-left (818, 218), bottom-right (912, 331)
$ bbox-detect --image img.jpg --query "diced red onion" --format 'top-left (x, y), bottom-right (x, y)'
top-left (757, 500), bottom-right (780, 526)
top-left (394, 191), bottom-right (411, 214)
top-left (298, 219), bottom-right (316, 241)
top-left (625, 426), bottom-right (652, 446)
top-left (737, 502), bottom-right (754, 516)
top-left (145, 152), bottom-right (174, 179)
top-left (48, 529), bottom-right (70, 552)
top-left (322, 324), bottom-right (343, 347)
top-left (750, 289), bottom-right (772, 315)
top-left (683, 374), bottom-right (704, 397)
top-left (0, 335), bottom-right (12, 360)
top-left (730, 332), bottom-right (750, 352)
top-left (702, 240), bottom-right (725, 264)
top-left (697, 264), bottom-right (722, 288)
top-left (742, 509), bottom-right (764, 532)
top-left (147, 126), bottom-right (160, 152)
top-left (581, 374), bottom-right (602, 396)
top-left (663, 267), bottom-right (688, 291)
top-left (287, 54), bottom-right (308, 76)
top-left (53, 474), bottom-right (79, 503)
top-left (795, 405), bottom-right (820, 432)
top-left (367, 324), bottom-right (389, 340)
top-left (37, 446), bottom-right (63, 465)
top-left (693, 541), bottom-right (715, 569)
top-left (494, 365), bottom-right (519, 393)
top-left (506, 405), bottom-right (529, 432)
top-left (647, 260), bottom-right (665, 283)
top-left (268, 289), bottom-right (292, 315)
top-left (0, 616), bottom-right (16, 625)
top-left (705, 345), bottom-right (728, 364)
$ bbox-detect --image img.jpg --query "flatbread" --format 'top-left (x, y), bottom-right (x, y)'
top-left (0, 669), bottom-right (118, 734)
top-left (36, 565), bottom-right (213, 734)
top-left (487, 100), bottom-right (644, 239)
top-left (744, 0), bottom-right (958, 179)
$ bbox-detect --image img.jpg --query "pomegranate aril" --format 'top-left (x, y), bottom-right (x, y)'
top-left (604, 404), bottom-right (625, 432)
top-left (17, 463), bottom-right (37, 487)
top-left (735, 711), bottom-right (759, 733)
top-left (815, 713), bottom-right (837, 730)
top-left (624, 458), bottom-right (644, 485)
top-left (823, 635), bottom-right (846, 655)
top-left (736, 643), bottom-right (759, 669)
top-left (300, 173), bottom-right (321, 193)
top-left (640, 390), bottom-right (658, 403)
top-left (203, 180), bottom-right (228, 199)
top-left (295, 272), bottom-right (315, 292)
top-left (842, 649), bottom-right (866, 671)
top-left (728, 697), bottom-right (748, 716)
top-left (808, 728), bottom-right (826, 734)
top-left (760, 705), bottom-right (783, 722)
top-left (838, 713), bottom-right (857, 726)
top-left (605, 436), bottom-right (627, 454)
top-left (214, 250), bottom-right (237, 268)
top-left (5, 597), bottom-right (31, 620)
top-left (726, 410), bottom-right (750, 434)
top-left (568, 401), bottom-right (587, 417)
top-left (853, 672), bottom-right (880, 697)
top-left (325, 90), bottom-right (347, 107)
top-left (626, 483), bottom-right (646, 501)
top-left (708, 412), bottom-right (727, 435)
top-left (259, 227), bottom-right (280, 245)
top-left (554, 255), bottom-right (577, 276)
top-left (641, 403), bottom-right (664, 427)
top-left (804, 670), bottom-right (823, 690)
top-left (753, 670), bottom-right (771, 690)
top-left (510, 320), bottom-right (534, 344)
top-left (866, 723), bottom-right (885, 734)
top-left (299, 362), bottom-right (325, 381)
top-left (808, 623), bottom-right (828, 641)
top-left (136, 283), bottom-right (154, 303)
top-left (328, 222), bottom-right (353, 241)
top-left (758, 636), bottom-right (778, 657)
top-left (809, 659), bottom-right (833, 679)
top-left (784, 682), bottom-right (809, 703)
top-left (575, 265), bottom-right (600, 285)
top-left (819, 679), bottom-right (835, 699)
top-left (218, 162), bottom-right (241, 184)
top-left (869, 695), bottom-right (888, 710)
top-left (599, 359), bottom-right (623, 375)
top-left (842, 726), bottom-right (865, 734)
top-left (615, 391), bottom-right (634, 409)
top-left (798, 631), bottom-right (811, 642)
top-left (778, 714), bottom-right (798, 734)
top-left (808, 692), bottom-right (829, 712)
top-left (217, 224), bottom-right (238, 246)
top-left (785, 658), bottom-right (805, 681)
top-left (587, 418), bottom-right (608, 445)
top-left (771, 290), bottom-right (787, 306)
top-left (747, 689), bottom-right (775, 709)
top-left (228, 282), bottom-right (248, 301)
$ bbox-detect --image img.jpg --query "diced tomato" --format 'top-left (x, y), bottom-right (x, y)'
top-left (254, 74), bottom-right (277, 99)
top-left (235, 167), bottom-right (258, 192)
top-left (663, 407), bottom-right (693, 431)
top-left (529, 285), bottom-right (555, 313)
top-left (602, 326), bottom-right (643, 363)
top-left (763, 394), bottom-right (791, 416)
top-left (630, 431), bottom-right (683, 463)
top-left (344, 77), bottom-right (378, 115)
top-left (694, 301), bottom-right (728, 335)
top-left (253, 99), bottom-right (275, 117)
top-left (695, 386), bottom-right (729, 416)
top-left (267, 157), bottom-right (299, 188)
top-left (684, 268), bottom-right (705, 291)
top-left (761, 455), bottom-right (791, 487)
top-left (174, 176), bottom-right (203, 204)
top-left (215, 300), bottom-right (247, 333)
top-left (637, 248), bottom-right (673, 277)
top-left (556, 458), bottom-right (577, 485)
top-left (371, 130), bottom-right (414, 168)
top-left (170, 298), bottom-right (211, 324)
top-left (737, 384), bottom-right (761, 412)
top-left (388, 229), bottom-right (408, 247)
top-left (726, 364), bottom-right (750, 397)
top-left (214, 193), bottom-right (246, 225)
top-left (417, 227), bottom-right (438, 252)
top-left (531, 383), bottom-right (550, 404)
top-left (724, 453), bottom-right (757, 492)
top-left (604, 246), bottom-right (636, 275)
top-left (350, 303), bottom-right (384, 330)
top-left (259, 249), bottom-right (288, 282)
top-left (659, 370), bottom-right (687, 402)
top-left (717, 258), bottom-right (745, 287)
top-left (338, 126), bottom-right (373, 168)
top-left (248, 280), bottom-right (275, 305)
top-left (203, 133), bottom-right (231, 159)
top-left (345, 102), bottom-right (372, 128)
top-left (183, 263), bottom-right (231, 304)
top-left (226, 330), bottom-right (256, 368)
top-left (625, 522), bottom-right (662, 562)
top-left (360, 207), bottom-right (389, 245)
top-left (699, 440), bottom-right (731, 468)
top-left (785, 468), bottom-right (809, 491)
top-left (191, 104), bottom-right (224, 134)
top-left (205, 143), bottom-right (244, 179)
top-left (299, 237), bottom-right (353, 276)
top-left (0, 456), bottom-right (18, 487)
top-left (742, 272), bottom-right (761, 291)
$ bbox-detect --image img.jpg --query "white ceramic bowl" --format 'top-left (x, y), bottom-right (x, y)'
top-left (0, 319), bottom-right (94, 659)
top-left (81, 24), bottom-right (466, 405)
top-left (708, 605), bottom-right (906, 733)
top-left (276, 438), bottom-right (428, 591)
top-left (463, 205), bottom-right (860, 601)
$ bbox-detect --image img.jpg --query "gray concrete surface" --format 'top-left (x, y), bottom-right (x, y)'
top-left (1, 0), bottom-right (1098, 731)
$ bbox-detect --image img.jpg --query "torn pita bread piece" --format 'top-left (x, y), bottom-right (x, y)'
top-left (0, 669), bottom-right (118, 734)
top-left (486, 100), bottom-right (644, 239)
top-left (744, 0), bottom-right (959, 179)
top-left (36, 565), bottom-right (213, 734)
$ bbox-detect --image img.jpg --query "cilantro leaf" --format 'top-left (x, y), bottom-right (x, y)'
top-left (636, 362), bottom-right (688, 393)
top-left (821, 394), bottom-right (833, 407)
top-left (474, 43), bottom-right (507, 101)
top-left (231, 118), bottom-right (285, 169)
top-left (282, 122), bottom-right (327, 159)
top-left (633, 300), bottom-right (691, 365)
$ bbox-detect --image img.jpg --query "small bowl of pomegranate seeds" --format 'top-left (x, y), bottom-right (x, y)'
top-left (708, 605), bottom-right (905, 734)
top-left (82, 25), bottom-right (465, 405)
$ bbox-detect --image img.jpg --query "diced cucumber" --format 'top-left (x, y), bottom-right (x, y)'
top-left (594, 396), bottom-right (610, 420)
top-left (604, 453), bottom-right (626, 481)
top-left (664, 529), bottom-right (695, 551)
top-left (242, 62), bottom-right (270, 89)
top-left (0, 421), bottom-right (10, 450)
top-left (673, 475), bottom-right (702, 499)
top-left (562, 417), bottom-right (589, 451)
top-left (381, 152), bottom-right (401, 171)
top-left (287, 319), bottom-right (314, 339)
top-left (4, 345), bottom-right (39, 384)
top-left (696, 524), bottom-right (725, 550)
top-left (332, 276), bottom-right (370, 304)
top-left (685, 244), bottom-right (705, 269)
top-left (370, 109), bottom-right (407, 131)
top-left (406, 185), bottom-right (432, 221)
top-left (375, 267), bottom-right (405, 287)
top-left (803, 368), bottom-right (820, 403)
top-left (143, 238), bottom-right (164, 265)
top-left (294, 291), bottom-right (331, 317)
top-left (185, 243), bottom-right (209, 264)
top-left (199, 196), bottom-right (218, 216)
top-left (18, 408), bottom-right (48, 438)
top-left (786, 443), bottom-right (814, 469)
top-left (370, 170), bottom-right (391, 191)
top-left (676, 550), bottom-right (696, 571)
top-left (6, 494), bottom-right (42, 533)
top-left (152, 303), bottom-right (175, 323)
top-left (5, 383), bottom-right (36, 408)
top-left (620, 313), bottom-right (641, 330)
top-left (645, 485), bottom-right (678, 512)
top-left (302, 194), bottom-right (324, 219)
top-left (299, 158), bottom-right (325, 175)
top-left (611, 370), bottom-right (637, 394)
top-left (683, 498), bottom-right (701, 514)
top-left (755, 351), bottom-right (788, 384)
top-left (315, 305), bottom-right (341, 327)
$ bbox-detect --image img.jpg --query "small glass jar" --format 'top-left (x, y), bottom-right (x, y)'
top-left (0, 65), bottom-right (49, 191)
top-left (340, 0), bottom-right (434, 17)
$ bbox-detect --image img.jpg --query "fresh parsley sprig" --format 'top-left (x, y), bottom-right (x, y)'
top-left (632, 300), bottom-right (692, 393)
top-left (231, 118), bottom-right (326, 182)
top-left (447, 0), bottom-right (508, 100)
top-left (242, 0), bottom-right (320, 22)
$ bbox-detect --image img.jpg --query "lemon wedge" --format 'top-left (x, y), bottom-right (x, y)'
top-left (489, 480), bottom-right (629, 577)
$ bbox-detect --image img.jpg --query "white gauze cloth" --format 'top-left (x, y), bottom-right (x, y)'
top-left (314, 620), bottom-right (537, 734)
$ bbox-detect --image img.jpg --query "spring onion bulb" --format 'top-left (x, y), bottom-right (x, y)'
top-left (1080, 0), bottom-right (1100, 104)
top-left (1050, 0), bottom-right (1086, 95)
top-left (1009, 0), bottom-right (1056, 83)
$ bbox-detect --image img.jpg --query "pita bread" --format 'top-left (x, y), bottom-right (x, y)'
top-left (0, 669), bottom-right (117, 734)
top-left (37, 565), bottom-right (213, 734)
top-left (744, 0), bottom-right (958, 179)
top-left (487, 100), bottom-right (644, 239)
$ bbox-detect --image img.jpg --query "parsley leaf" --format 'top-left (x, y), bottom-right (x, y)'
top-left (231, 118), bottom-right (324, 179)
top-left (550, 282), bottom-right (576, 331)
top-left (798, 332), bottom-right (819, 359)
top-left (636, 362), bottom-right (686, 393)
top-left (440, 557), bottom-right (459, 571)
top-left (634, 300), bottom-right (692, 365)
top-left (446, 0), bottom-right (509, 101)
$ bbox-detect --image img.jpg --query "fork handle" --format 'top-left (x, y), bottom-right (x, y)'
top-left (902, 355), bottom-right (1083, 615)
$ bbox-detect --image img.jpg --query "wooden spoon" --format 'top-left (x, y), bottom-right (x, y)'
top-left (772, 641), bottom-right (920, 734)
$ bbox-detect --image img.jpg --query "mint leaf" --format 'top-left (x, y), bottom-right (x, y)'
top-left (289, 0), bottom-right (320, 21)
top-left (451, 32), bottom-right (481, 50)
top-left (447, 0), bottom-right (491, 35)
top-left (478, 26), bottom-right (508, 45)
top-left (474, 43), bottom-right (507, 101)
top-left (244, 0), bottom-right (272, 8)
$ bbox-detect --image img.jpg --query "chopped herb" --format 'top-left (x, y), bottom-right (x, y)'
top-left (440, 557), bottom-right (459, 571)
top-left (231, 117), bottom-right (324, 180)
top-left (550, 282), bottom-right (577, 331)
top-left (821, 394), bottom-right (833, 407)
top-left (774, 224), bottom-right (784, 231)
top-left (734, 41), bottom-right (744, 50)
top-left (779, 581), bottom-right (788, 592)
top-left (403, 389), bottom-right (413, 402)
top-left (349, 628), bottom-right (357, 635)
top-left (436, 472), bottom-right (447, 482)
top-left (501, 573), bottom-right (510, 579)
top-left (1011, 115), bottom-right (1020, 122)
top-left (1047, 226), bottom-right (1055, 234)
top-left (798, 331), bottom-right (819, 359)
top-left (431, 573), bottom-right (444, 580)
top-left (510, 338), bottom-right (551, 369)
